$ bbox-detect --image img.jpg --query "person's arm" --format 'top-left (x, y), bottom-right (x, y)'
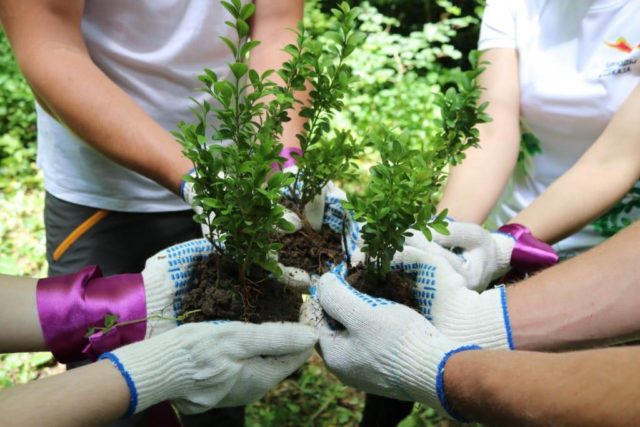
top-left (250, 0), bottom-right (305, 150)
top-left (0, 360), bottom-right (130, 427)
top-left (406, 219), bottom-right (640, 351)
top-left (0, 275), bottom-right (46, 352)
top-left (508, 217), bottom-right (640, 350)
top-left (510, 83), bottom-right (640, 243)
top-left (0, 0), bottom-right (193, 193)
top-left (437, 48), bottom-right (521, 223)
top-left (445, 347), bottom-right (640, 426)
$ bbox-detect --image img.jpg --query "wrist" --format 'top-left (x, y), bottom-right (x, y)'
top-left (441, 349), bottom-right (482, 422)
top-left (392, 327), bottom-right (481, 419)
top-left (497, 223), bottom-right (558, 274)
top-left (180, 168), bottom-right (197, 204)
top-left (100, 334), bottom-right (193, 416)
top-left (37, 267), bottom-right (147, 362)
top-left (433, 287), bottom-right (513, 350)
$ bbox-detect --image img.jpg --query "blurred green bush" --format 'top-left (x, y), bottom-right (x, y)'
top-left (307, 0), bottom-right (483, 148)
top-left (0, 30), bottom-right (38, 193)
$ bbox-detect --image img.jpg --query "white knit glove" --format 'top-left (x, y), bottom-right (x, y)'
top-left (100, 322), bottom-right (318, 416)
top-left (180, 173), bottom-right (210, 237)
top-left (309, 272), bottom-right (480, 419)
top-left (405, 221), bottom-right (514, 291)
top-left (141, 238), bottom-right (214, 338)
top-left (280, 167), bottom-right (348, 233)
top-left (392, 247), bottom-right (513, 350)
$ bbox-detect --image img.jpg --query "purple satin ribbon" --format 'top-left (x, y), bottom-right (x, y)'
top-left (273, 146), bottom-right (303, 170)
top-left (36, 266), bottom-right (146, 363)
top-left (498, 223), bottom-right (559, 273)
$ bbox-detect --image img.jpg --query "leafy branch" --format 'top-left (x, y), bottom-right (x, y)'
top-left (345, 54), bottom-right (491, 279)
top-left (175, 0), bottom-right (305, 285)
top-left (289, 2), bottom-right (366, 209)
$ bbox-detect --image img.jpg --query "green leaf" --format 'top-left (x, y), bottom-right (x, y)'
top-left (219, 36), bottom-right (238, 57)
top-left (229, 62), bottom-right (248, 80)
top-left (239, 3), bottom-right (256, 20)
top-left (104, 314), bottom-right (119, 328)
top-left (237, 19), bottom-right (250, 39)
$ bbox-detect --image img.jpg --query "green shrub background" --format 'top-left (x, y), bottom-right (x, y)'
top-left (0, 2), bottom-right (482, 425)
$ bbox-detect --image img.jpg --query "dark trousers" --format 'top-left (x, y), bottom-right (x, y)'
top-left (45, 192), bottom-right (245, 427)
top-left (360, 394), bottom-right (414, 427)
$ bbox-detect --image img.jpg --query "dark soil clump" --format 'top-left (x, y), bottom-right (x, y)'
top-left (277, 198), bottom-right (344, 275)
top-left (181, 254), bottom-right (302, 323)
top-left (278, 226), bottom-right (343, 275)
top-left (346, 264), bottom-right (420, 312)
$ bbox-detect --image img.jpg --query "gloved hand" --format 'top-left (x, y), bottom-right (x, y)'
top-left (100, 321), bottom-right (318, 416)
top-left (391, 246), bottom-right (513, 350)
top-left (308, 272), bottom-right (480, 419)
top-left (280, 167), bottom-right (348, 233)
top-left (142, 238), bottom-right (214, 338)
top-left (405, 221), bottom-right (514, 291)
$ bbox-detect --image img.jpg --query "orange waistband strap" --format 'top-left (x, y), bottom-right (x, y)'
top-left (53, 210), bottom-right (109, 262)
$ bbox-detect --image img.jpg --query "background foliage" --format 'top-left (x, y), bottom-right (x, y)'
top-left (0, 2), bottom-right (482, 425)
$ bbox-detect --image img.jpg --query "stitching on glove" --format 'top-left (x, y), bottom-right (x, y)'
top-left (436, 344), bottom-right (482, 422)
top-left (99, 352), bottom-right (138, 417)
top-left (167, 240), bottom-right (213, 320)
top-left (388, 346), bottom-right (417, 402)
top-left (498, 285), bottom-right (515, 350)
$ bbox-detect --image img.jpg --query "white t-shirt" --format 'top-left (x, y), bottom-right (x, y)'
top-left (37, 0), bottom-right (237, 212)
top-left (479, 0), bottom-right (640, 254)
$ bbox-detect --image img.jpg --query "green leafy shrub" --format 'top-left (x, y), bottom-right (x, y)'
top-left (175, 0), bottom-right (299, 285)
top-left (288, 3), bottom-right (365, 209)
top-left (0, 31), bottom-right (38, 193)
top-left (306, 1), bottom-right (481, 148)
top-left (346, 60), bottom-right (491, 278)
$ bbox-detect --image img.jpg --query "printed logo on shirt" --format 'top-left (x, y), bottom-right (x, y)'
top-left (605, 37), bottom-right (635, 53)
top-left (599, 37), bottom-right (639, 78)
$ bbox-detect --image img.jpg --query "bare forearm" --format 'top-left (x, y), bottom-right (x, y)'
top-left (0, 360), bottom-right (130, 427)
top-left (511, 161), bottom-right (637, 243)
top-left (250, 0), bottom-right (305, 149)
top-left (438, 49), bottom-right (521, 223)
top-left (22, 49), bottom-right (191, 192)
top-left (445, 347), bottom-right (640, 426)
top-left (0, 275), bottom-right (46, 352)
top-left (512, 84), bottom-right (640, 243)
top-left (508, 220), bottom-right (640, 351)
top-left (1, 0), bottom-right (192, 193)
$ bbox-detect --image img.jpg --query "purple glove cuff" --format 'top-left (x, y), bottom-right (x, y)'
top-left (273, 147), bottom-right (303, 170)
top-left (36, 266), bottom-right (147, 363)
top-left (497, 223), bottom-right (559, 273)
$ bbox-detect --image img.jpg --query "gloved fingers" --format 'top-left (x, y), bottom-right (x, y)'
top-left (391, 246), bottom-right (462, 275)
top-left (245, 347), bottom-right (313, 386)
top-left (404, 229), bottom-right (470, 268)
top-left (304, 190), bottom-right (326, 232)
top-left (299, 297), bottom-right (324, 328)
top-left (281, 208), bottom-right (303, 233)
top-left (232, 322), bottom-right (318, 358)
top-left (430, 222), bottom-right (489, 249)
top-left (279, 264), bottom-right (313, 294)
top-left (316, 272), bottom-right (388, 330)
